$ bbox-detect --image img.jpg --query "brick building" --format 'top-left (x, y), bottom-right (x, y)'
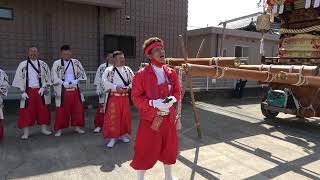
top-left (0, 0), bottom-right (188, 71)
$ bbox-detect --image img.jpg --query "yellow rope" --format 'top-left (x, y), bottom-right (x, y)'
top-left (280, 25), bottom-right (320, 34)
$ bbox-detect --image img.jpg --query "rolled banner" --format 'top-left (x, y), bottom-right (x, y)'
top-left (314, 0), bottom-right (320, 8)
top-left (260, 34), bottom-right (265, 55)
top-left (279, 4), bottom-right (284, 14)
top-left (305, 0), bottom-right (311, 9)
top-left (272, 4), bottom-right (278, 13)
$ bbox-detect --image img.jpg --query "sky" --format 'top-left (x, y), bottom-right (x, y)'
top-left (188, 0), bottom-right (262, 29)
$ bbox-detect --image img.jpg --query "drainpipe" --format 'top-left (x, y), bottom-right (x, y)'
top-left (215, 34), bottom-right (219, 57)
top-left (97, 6), bottom-right (101, 67)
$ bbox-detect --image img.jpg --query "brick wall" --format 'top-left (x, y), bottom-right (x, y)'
top-left (0, 0), bottom-right (188, 71)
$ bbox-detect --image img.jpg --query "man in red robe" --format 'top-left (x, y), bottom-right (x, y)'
top-left (101, 51), bottom-right (134, 148)
top-left (130, 37), bottom-right (181, 180)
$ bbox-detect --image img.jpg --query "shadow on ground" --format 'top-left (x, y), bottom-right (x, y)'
top-left (0, 100), bottom-right (319, 179)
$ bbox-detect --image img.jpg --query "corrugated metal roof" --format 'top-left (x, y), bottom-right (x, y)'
top-left (226, 16), bottom-right (258, 29)
top-left (223, 14), bottom-right (280, 35)
top-left (64, 0), bottom-right (123, 8)
top-left (188, 26), bottom-right (280, 41)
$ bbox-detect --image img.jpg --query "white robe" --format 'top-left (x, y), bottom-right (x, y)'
top-left (12, 60), bottom-right (52, 108)
top-left (51, 58), bottom-right (87, 107)
top-left (94, 62), bottom-right (112, 103)
top-left (0, 69), bottom-right (9, 119)
top-left (101, 66), bottom-right (134, 112)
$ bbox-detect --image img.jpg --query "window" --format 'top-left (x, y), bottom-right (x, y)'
top-left (0, 7), bottom-right (13, 20)
top-left (235, 45), bottom-right (249, 63)
top-left (234, 46), bottom-right (249, 57)
top-left (104, 35), bottom-right (136, 58)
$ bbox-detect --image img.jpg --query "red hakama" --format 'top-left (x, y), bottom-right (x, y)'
top-left (54, 88), bottom-right (84, 131)
top-left (94, 103), bottom-right (104, 128)
top-left (18, 88), bottom-right (50, 129)
top-left (102, 92), bottom-right (132, 139)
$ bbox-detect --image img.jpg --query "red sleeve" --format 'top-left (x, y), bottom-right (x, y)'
top-left (170, 69), bottom-right (182, 102)
top-left (131, 70), bottom-right (158, 122)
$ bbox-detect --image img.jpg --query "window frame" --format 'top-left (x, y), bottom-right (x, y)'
top-left (104, 34), bottom-right (136, 58)
top-left (0, 7), bottom-right (14, 20)
top-left (234, 45), bottom-right (249, 58)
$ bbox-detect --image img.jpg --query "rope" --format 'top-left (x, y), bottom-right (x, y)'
top-left (166, 58), bottom-right (171, 65)
top-left (265, 64), bottom-right (274, 82)
top-left (259, 64), bottom-right (264, 71)
top-left (214, 57), bottom-right (219, 66)
top-left (293, 65), bottom-right (305, 86)
top-left (299, 76), bottom-right (307, 86)
top-left (214, 66), bottom-right (220, 78)
top-left (280, 25), bottom-right (320, 34)
top-left (266, 73), bottom-right (275, 82)
top-left (212, 66), bottom-right (226, 79)
top-left (289, 65), bottom-right (294, 73)
top-left (217, 67), bottom-right (226, 79)
top-left (293, 74), bottom-right (303, 86)
top-left (209, 57), bottom-right (214, 66)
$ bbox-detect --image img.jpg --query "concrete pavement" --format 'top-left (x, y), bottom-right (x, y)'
top-left (0, 98), bottom-right (319, 180)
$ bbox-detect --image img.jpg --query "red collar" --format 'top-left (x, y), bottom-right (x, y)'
top-left (151, 58), bottom-right (164, 68)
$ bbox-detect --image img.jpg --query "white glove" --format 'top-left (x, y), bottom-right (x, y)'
top-left (21, 92), bottom-right (29, 100)
top-left (159, 107), bottom-right (170, 113)
top-left (63, 82), bottom-right (71, 88)
top-left (151, 99), bottom-right (170, 110)
top-left (38, 87), bottom-right (45, 96)
top-left (165, 96), bottom-right (177, 108)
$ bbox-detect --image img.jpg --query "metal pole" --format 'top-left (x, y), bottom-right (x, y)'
top-left (219, 22), bottom-right (227, 57)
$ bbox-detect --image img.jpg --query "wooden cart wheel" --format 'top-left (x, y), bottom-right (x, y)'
top-left (295, 114), bottom-right (305, 119)
top-left (261, 95), bottom-right (279, 119)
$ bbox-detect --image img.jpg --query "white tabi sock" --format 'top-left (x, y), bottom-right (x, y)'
top-left (74, 126), bottom-right (85, 134)
top-left (41, 125), bottom-right (52, 135)
top-left (164, 164), bottom-right (176, 180)
top-left (137, 170), bottom-right (146, 180)
top-left (21, 127), bottom-right (29, 139)
top-left (55, 130), bottom-right (62, 137)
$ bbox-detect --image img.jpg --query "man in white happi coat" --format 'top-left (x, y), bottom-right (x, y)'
top-left (0, 68), bottom-right (9, 142)
top-left (12, 47), bottom-right (52, 139)
top-left (51, 45), bottom-right (87, 137)
top-left (101, 51), bottom-right (134, 148)
top-left (93, 51), bottom-right (113, 133)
